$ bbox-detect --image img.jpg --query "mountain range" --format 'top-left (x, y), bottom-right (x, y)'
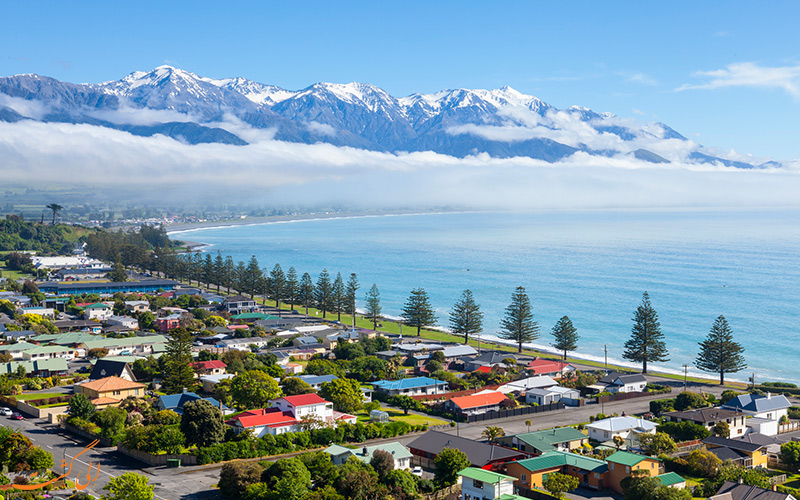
top-left (0, 65), bottom-right (771, 168)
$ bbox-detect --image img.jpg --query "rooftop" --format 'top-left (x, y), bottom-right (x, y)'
top-left (458, 467), bottom-right (516, 484)
top-left (510, 427), bottom-right (588, 452)
top-left (277, 393), bottom-right (330, 407)
top-left (372, 377), bottom-right (447, 391)
top-left (657, 472), bottom-right (686, 487)
top-left (606, 451), bottom-right (659, 466)
top-left (587, 416), bottom-right (657, 432)
top-left (408, 431), bottom-right (524, 466)
top-left (80, 376), bottom-right (145, 393)
top-left (513, 450), bottom-right (607, 473)
top-left (722, 393), bottom-right (791, 413)
top-left (448, 391), bottom-right (508, 410)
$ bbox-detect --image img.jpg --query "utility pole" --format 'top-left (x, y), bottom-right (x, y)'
top-left (682, 364), bottom-right (689, 392)
top-left (603, 344), bottom-right (608, 373)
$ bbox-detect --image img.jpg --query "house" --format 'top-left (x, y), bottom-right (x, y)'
top-left (1, 330), bottom-right (35, 341)
top-left (227, 408), bottom-right (301, 436)
top-left (505, 450), bottom-right (608, 490)
top-left (83, 303), bottom-right (112, 321)
top-left (284, 363), bottom-right (303, 375)
top-left (461, 352), bottom-right (516, 372)
top-left (592, 372), bottom-right (648, 394)
top-left (721, 393), bottom-right (791, 436)
top-left (89, 359), bottom-right (136, 381)
top-left (53, 319), bottom-right (103, 333)
top-left (270, 393), bottom-right (357, 427)
top-left (293, 336), bottom-right (324, 348)
top-left (124, 301), bottom-right (150, 314)
top-left (497, 427), bottom-right (588, 455)
top-left (605, 451), bottom-right (661, 493)
top-left (0, 358), bottom-right (68, 377)
top-left (155, 314), bottom-right (182, 332)
top-left (56, 267), bottom-right (112, 280)
top-left (0, 341), bottom-right (38, 359)
top-left (325, 443), bottom-right (413, 470)
top-left (656, 472), bottom-right (687, 489)
top-left (157, 391), bottom-right (229, 415)
top-left (408, 431), bottom-right (528, 469)
top-left (200, 373), bottom-right (235, 393)
top-left (298, 374), bottom-right (338, 390)
top-left (458, 467), bottom-right (526, 500)
top-left (526, 359), bottom-right (577, 379)
top-left (232, 312), bottom-right (276, 323)
top-left (663, 408), bottom-right (748, 437)
top-left (372, 377), bottom-right (449, 397)
top-left (444, 391), bottom-right (509, 416)
top-left (80, 334), bottom-right (167, 356)
top-left (191, 360), bottom-right (227, 377)
top-left (21, 345), bottom-right (77, 361)
top-left (223, 295), bottom-right (257, 315)
top-left (106, 315), bottom-right (139, 329)
top-left (525, 386), bottom-right (581, 406)
top-left (703, 434), bottom-right (778, 468)
top-left (253, 317), bottom-right (298, 330)
top-left (321, 330), bottom-right (360, 350)
top-left (586, 417), bottom-right (657, 445)
top-left (497, 376), bottom-right (558, 395)
top-left (75, 376), bottom-right (146, 408)
top-left (709, 480), bottom-right (796, 500)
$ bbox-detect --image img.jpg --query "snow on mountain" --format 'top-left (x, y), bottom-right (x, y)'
top-left (0, 66), bottom-right (770, 168)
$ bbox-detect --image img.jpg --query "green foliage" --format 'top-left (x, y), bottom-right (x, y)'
top-left (369, 449), bottom-right (395, 478)
top-left (499, 285), bottom-right (539, 352)
top-left (638, 432), bottom-right (677, 455)
top-left (94, 406), bottom-right (127, 439)
top-left (449, 289), bottom-right (483, 344)
top-left (719, 390), bottom-right (743, 405)
top-left (348, 356), bottom-right (389, 382)
top-left (401, 288), bottom-right (437, 336)
top-left (262, 457), bottom-right (312, 500)
top-left (68, 393), bottom-right (96, 420)
top-left (713, 463), bottom-right (771, 490)
top-left (102, 471), bottom-right (154, 500)
top-left (649, 398), bottom-right (675, 415)
top-left (781, 441), bottom-right (800, 467)
top-left (544, 472), bottom-right (580, 498)
top-left (551, 315), bottom-right (579, 360)
top-left (319, 377), bottom-right (363, 414)
top-left (219, 461), bottom-right (264, 499)
top-left (230, 370), bottom-right (282, 409)
top-left (336, 457), bottom-right (386, 500)
top-left (687, 448), bottom-right (721, 478)
top-left (623, 291), bottom-right (668, 373)
top-left (713, 420), bottom-right (730, 438)
top-left (23, 446), bottom-right (54, 470)
top-left (657, 421), bottom-right (711, 441)
top-left (0, 221), bottom-right (95, 254)
top-left (180, 399), bottom-right (224, 448)
top-left (305, 358), bottom-right (345, 377)
top-left (333, 340), bottom-right (366, 361)
top-left (434, 447), bottom-right (470, 487)
top-left (280, 377), bottom-right (315, 396)
top-left (695, 315), bottom-right (746, 384)
top-left (162, 327), bottom-right (194, 393)
top-left (674, 391), bottom-right (709, 411)
top-left (365, 284), bottom-right (382, 329)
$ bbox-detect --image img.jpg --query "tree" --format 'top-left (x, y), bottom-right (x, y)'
top-left (219, 461), bottom-right (263, 499)
top-left (687, 448), bottom-right (722, 478)
top-left (623, 292), bottom-right (669, 374)
top-left (102, 471), bottom-right (154, 500)
top-left (24, 446), bottom-right (54, 470)
top-left (434, 448), bottom-right (470, 487)
top-left (95, 406), bottom-right (127, 439)
top-left (316, 269), bottom-right (333, 318)
top-left (262, 457), bottom-right (312, 500)
top-left (331, 272), bottom-right (346, 322)
top-left (162, 327), bottom-right (194, 393)
top-left (449, 289), bottom-right (483, 345)
top-left (230, 370), bottom-right (282, 409)
top-left (781, 441), bottom-right (800, 468)
top-left (544, 472), bottom-right (580, 499)
top-left (621, 471), bottom-right (660, 500)
top-left (674, 391), bottom-right (709, 411)
top-left (637, 432), bottom-right (677, 456)
top-left (345, 273), bottom-right (360, 328)
top-left (269, 263), bottom-right (286, 307)
top-left (281, 377), bottom-right (316, 396)
top-left (68, 393), bottom-right (96, 420)
top-left (612, 435), bottom-right (626, 450)
top-left (180, 399), bottom-right (224, 447)
top-left (285, 267), bottom-right (299, 310)
top-left (365, 284), bottom-right (382, 329)
top-left (656, 421), bottom-right (710, 441)
top-left (213, 252), bottom-right (225, 292)
top-left (88, 347), bottom-right (109, 359)
top-left (499, 286), bottom-right (539, 353)
top-left (370, 449), bottom-right (395, 478)
top-left (481, 426), bottom-right (505, 443)
top-left (107, 259), bottom-right (128, 282)
top-left (551, 316), bottom-right (579, 360)
top-left (244, 255), bottom-right (262, 299)
top-left (712, 420), bottom-right (730, 438)
top-left (319, 377), bottom-right (363, 414)
top-left (46, 203), bottom-right (63, 225)
top-left (300, 272), bottom-right (315, 315)
top-left (695, 315), bottom-right (746, 385)
top-left (401, 288), bottom-right (437, 336)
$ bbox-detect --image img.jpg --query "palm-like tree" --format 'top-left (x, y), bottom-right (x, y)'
top-left (482, 426), bottom-right (505, 443)
top-left (46, 203), bottom-right (63, 225)
top-left (525, 419), bottom-right (532, 433)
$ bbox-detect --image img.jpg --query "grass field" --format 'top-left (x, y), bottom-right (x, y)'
top-left (356, 406), bottom-right (447, 426)
top-left (15, 392), bottom-right (65, 401)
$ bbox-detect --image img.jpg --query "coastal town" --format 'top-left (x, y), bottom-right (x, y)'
top-left (2, 223), bottom-right (800, 500)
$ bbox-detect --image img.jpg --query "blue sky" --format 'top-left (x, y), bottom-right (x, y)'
top-left (3, 1), bottom-right (800, 160)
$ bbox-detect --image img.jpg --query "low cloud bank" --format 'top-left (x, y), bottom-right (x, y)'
top-left (1, 120), bottom-right (799, 209)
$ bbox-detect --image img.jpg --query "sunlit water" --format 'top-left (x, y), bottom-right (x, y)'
top-left (170, 209), bottom-right (800, 383)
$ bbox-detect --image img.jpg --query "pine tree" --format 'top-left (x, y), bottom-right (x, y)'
top-left (300, 272), bottom-right (315, 315)
top-left (269, 263), bottom-right (286, 307)
top-left (401, 288), bottom-right (437, 336)
top-left (332, 272), bottom-right (345, 322)
top-left (223, 256), bottom-right (235, 293)
top-left (449, 289), bottom-right (483, 345)
top-left (213, 252), bottom-right (225, 292)
top-left (695, 315), bottom-right (746, 385)
top-left (365, 284), bottom-right (382, 329)
top-left (623, 291), bottom-right (669, 374)
top-left (203, 253), bottom-right (214, 288)
top-left (345, 273), bottom-right (360, 328)
top-left (162, 327), bottom-right (194, 393)
top-left (285, 267), bottom-right (299, 311)
top-left (551, 316), bottom-right (579, 360)
top-left (499, 286), bottom-right (539, 352)
top-left (315, 269), bottom-right (333, 318)
top-left (243, 256), bottom-right (261, 299)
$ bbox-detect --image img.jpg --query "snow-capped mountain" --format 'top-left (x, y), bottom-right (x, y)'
top-left (0, 65), bottom-right (771, 167)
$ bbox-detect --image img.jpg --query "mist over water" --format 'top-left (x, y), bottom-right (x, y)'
top-left (171, 209), bottom-right (800, 383)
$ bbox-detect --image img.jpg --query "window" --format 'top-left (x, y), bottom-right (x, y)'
top-left (521, 474), bottom-right (527, 482)
top-left (473, 480), bottom-right (484, 489)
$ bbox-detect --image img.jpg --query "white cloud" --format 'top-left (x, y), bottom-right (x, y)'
top-left (306, 121), bottom-right (336, 136)
top-left (677, 62), bottom-right (800, 97)
top-left (627, 73), bottom-right (659, 86)
top-left (0, 120), bottom-right (799, 210)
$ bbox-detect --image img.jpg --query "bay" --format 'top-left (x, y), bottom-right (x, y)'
top-left (170, 209), bottom-right (800, 383)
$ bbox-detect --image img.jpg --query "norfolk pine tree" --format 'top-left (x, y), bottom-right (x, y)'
top-left (401, 288), bottom-right (437, 336)
top-left (623, 292), bottom-right (669, 374)
top-left (269, 263), bottom-right (286, 307)
top-left (695, 315), bottom-right (746, 385)
top-left (285, 267), bottom-right (299, 310)
top-left (315, 269), bottom-right (333, 318)
top-left (449, 289), bottom-right (483, 344)
top-left (365, 284), bottom-right (382, 329)
top-left (345, 273), bottom-right (360, 327)
top-left (333, 272), bottom-right (345, 321)
top-left (499, 286), bottom-right (539, 353)
top-left (300, 272), bottom-right (315, 314)
top-left (551, 316), bottom-right (579, 360)
top-left (162, 327), bottom-right (194, 393)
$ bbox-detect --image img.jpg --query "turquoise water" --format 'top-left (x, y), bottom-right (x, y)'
top-left (170, 209), bottom-right (800, 383)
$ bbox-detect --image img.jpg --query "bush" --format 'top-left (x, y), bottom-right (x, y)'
top-left (674, 391), bottom-right (709, 411)
top-left (650, 398), bottom-right (675, 415)
top-left (657, 421), bottom-right (711, 442)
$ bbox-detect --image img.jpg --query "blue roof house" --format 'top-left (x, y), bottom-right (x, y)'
top-left (372, 376), bottom-right (449, 396)
top-left (157, 391), bottom-right (231, 415)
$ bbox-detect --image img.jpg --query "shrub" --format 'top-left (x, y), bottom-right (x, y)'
top-left (657, 421), bottom-right (710, 442)
top-left (674, 391), bottom-right (709, 411)
top-left (650, 398), bottom-right (675, 415)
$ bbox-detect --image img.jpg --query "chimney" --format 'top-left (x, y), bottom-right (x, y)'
top-left (767, 392), bottom-right (772, 399)
top-left (182, 387), bottom-right (187, 393)
top-left (362, 447), bottom-right (368, 455)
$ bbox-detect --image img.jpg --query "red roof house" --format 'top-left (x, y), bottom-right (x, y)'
top-left (443, 391), bottom-right (509, 416)
top-left (226, 408), bottom-right (299, 436)
top-left (526, 359), bottom-right (576, 379)
top-left (191, 360), bottom-right (227, 376)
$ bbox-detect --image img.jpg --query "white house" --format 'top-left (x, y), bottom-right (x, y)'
top-left (593, 372), bottom-right (648, 393)
top-left (458, 468), bottom-right (523, 500)
top-left (586, 416), bottom-right (657, 444)
top-left (525, 386), bottom-right (581, 406)
top-left (270, 394), bottom-right (357, 427)
top-left (106, 315), bottom-right (139, 329)
top-left (21, 345), bottom-right (77, 361)
top-left (497, 376), bottom-right (558, 395)
top-left (83, 303), bottom-right (113, 321)
top-left (722, 393), bottom-right (791, 424)
top-left (325, 443), bottom-right (413, 470)
top-left (227, 394), bottom-right (356, 437)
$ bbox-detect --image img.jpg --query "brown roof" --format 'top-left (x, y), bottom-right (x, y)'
top-left (80, 376), bottom-right (145, 393)
top-left (91, 396), bottom-right (121, 405)
top-left (665, 407), bottom-right (745, 423)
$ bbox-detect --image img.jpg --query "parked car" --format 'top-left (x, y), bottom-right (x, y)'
top-left (412, 466), bottom-right (423, 477)
top-left (10, 412), bottom-right (25, 420)
top-left (0, 407), bottom-right (12, 416)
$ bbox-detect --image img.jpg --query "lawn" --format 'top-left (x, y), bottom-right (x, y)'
top-left (15, 392), bottom-right (66, 401)
top-left (356, 406), bottom-right (447, 426)
top-left (780, 472), bottom-right (800, 488)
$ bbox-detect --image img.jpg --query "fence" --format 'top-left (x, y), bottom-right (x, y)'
top-left (465, 402), bottom-right (565, 423)
top-left (673, 439), bottom-right (704, 455)
top-left (117, 444), bottom-right (198, 467)
top-left (515, 486), bottom-right (560, 500)
top-left (61, 423), bottom-right (114, 447)
top-left (421, 484), bottom-right (459, 500)
top-left (778, 421), bottom-right (800, 434)
top-left (410, 384), bottom-right (504, 402)
top-left (596, 391), bottom-right (652, 404)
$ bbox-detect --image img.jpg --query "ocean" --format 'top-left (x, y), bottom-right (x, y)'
top-left (169, 209), bottom-right (800, 383)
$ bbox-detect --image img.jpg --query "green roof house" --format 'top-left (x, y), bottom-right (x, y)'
top-left (324, 442), bottom-right (412, 470)
top-left (458, 467), bottom-right (526, 500)
top-left (497, 427), bottom-right (588, 454)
